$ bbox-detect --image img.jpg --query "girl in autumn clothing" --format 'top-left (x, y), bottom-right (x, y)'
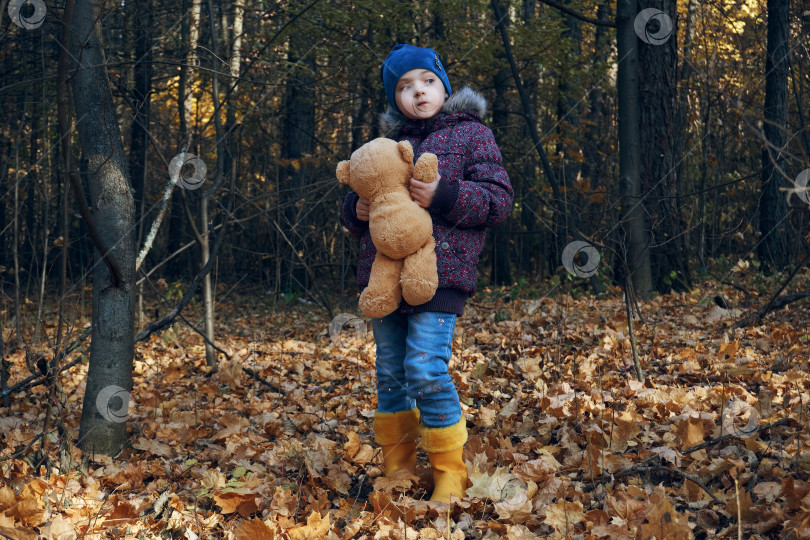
top-left (342, 44), bottom-right (513, 502)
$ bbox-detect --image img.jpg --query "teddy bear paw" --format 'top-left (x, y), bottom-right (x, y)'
top-left (401, 277), bottom-right (438, 307)
top-left (360, 290), bottom-right (400, 319)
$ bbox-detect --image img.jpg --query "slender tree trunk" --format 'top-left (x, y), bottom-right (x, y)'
top-left (758, 0), bottom-right (790, 271)
top-left (129, 0), bottom-right (153, 328)
top-left (181, 0), bottom-right (202, 145)
top-left (638, 0), bottom-right (689, 293)
top-left (223, 0), bottom-right (245, 175)
top-left (169, 0), bottom-right (202, 278)
top-left (70, 0), bottom-right (136, 456)
top-left (518, 0), bottom-right (540, 277)
top-left (616, 0), bottom-right (652, 298)
top-left (202, 0), bottom-right (221, 367)
top-left (583, 2), bottom-right (609, 224)
top-left (129, 0), bottom-right (153, 233)
top-left (199, 0), bottom-right (243, 367)
top-left (13, 145), bottom-right (21, 344)
top-left (33, 189), bottom-right (49, 345)
top-left (491, 66), bottom-right (512, 285)
top-left (0, 137), bottom-right (7, 276)
top-left (282, 8), bottom-right (316, 291)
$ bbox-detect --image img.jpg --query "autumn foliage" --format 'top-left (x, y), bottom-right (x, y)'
top-left (2, 276), bottom-right (810, 539)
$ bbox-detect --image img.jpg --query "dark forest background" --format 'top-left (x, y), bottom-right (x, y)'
top-left (2, 0), bottom-right (807, 321)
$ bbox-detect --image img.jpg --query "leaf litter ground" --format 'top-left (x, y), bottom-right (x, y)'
top-left (1, 280), bottom-right (810, 539)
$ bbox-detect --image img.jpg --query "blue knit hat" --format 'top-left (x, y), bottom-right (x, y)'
top-left (380, 44), bottom-right (451, 114)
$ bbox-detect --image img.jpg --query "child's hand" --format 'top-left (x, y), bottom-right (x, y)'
top-left (356, 198), bottom-right (370, 221)
top-left (410, 173), bottom-right (440, 208)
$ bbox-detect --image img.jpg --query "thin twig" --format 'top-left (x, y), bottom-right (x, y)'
top-left (729, 258), bottom-right (808, 330)
top-left (680, 417), bottom-right (792, 454)
top-left (134, 221), bottom-right (224, 343)
top-left (242, 367), bottom-right (286, 395)
top-left (583, 464), bottom-right (721, 504)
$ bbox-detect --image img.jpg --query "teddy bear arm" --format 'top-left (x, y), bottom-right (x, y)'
top-left (400, 236), bottom-right (438, 306)
top-left (412, 152), bottom-right (438, 183)
top-left (359, 253), bottom-right (404, 319)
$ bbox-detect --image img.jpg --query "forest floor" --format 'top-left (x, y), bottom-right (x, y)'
top-left (2, 271), bottom-right (810, 539)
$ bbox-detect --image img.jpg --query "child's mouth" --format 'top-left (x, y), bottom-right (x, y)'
top-left (417, 101), bottom-right (428, 106)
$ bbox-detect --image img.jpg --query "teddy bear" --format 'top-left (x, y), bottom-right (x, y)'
top-left (337, 138), bottom-right (439, 319)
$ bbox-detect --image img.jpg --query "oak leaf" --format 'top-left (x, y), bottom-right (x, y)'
top-left (494, 491), bottom-right (533, 523)
top-left (638, 486), bottom-right (691, 540)
top-left (286, 510), bottom-right (331, 540)
top-left (466, 466), bottom-right (514, 500)
top-left (233, 517), bottom-right (278, 540)
top-left (543, 499), bottom-right (585, 535)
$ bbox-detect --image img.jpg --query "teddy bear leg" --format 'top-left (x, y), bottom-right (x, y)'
top-left (360, 253), bottom-right (404, 319)
top-left (400, 237), bottom-right (438, 306)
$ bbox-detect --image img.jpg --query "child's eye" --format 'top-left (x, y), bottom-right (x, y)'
top-left (425, 78), bottom-right (434, 83)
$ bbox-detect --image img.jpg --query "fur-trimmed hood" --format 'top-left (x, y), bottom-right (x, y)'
top-left (379, 87), bottom-right (487, 137)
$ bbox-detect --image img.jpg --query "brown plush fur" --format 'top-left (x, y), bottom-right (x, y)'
top-left (337, 138), bottom-right (439, 318)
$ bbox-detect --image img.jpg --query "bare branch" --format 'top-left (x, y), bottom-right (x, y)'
top-left (538, 0), bottom-right (616, 27)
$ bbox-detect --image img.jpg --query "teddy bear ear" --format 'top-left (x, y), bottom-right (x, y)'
top-left (397, 140), bottom-right (414, 164)
top-left (336, 160), bottom-right (350, 184)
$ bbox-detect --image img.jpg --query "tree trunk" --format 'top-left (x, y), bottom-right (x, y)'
top-left (168, 0), bottom-right (202, 278)
top-left (180, 0), bottom-right (202, 146)
top-left (555, 2), bottom-right (585, 276)
top-left (758, 0), bottom-right (790, 271)
top-left (491, 66), bottom-right (512, 285)
top-left (282, 10), bottom-right (316, 292)
top-left (638, 0), bottom-right (690, 293)
top-left (519, 0), bottom-right (540, 276)
top-left (128, 0), bottom-right (153, 228)
top-left (70, 0), bottom-right (136, 457)
top-left (616, 0), bottom-right (652, 298)
top-left (583, 1), bottom-right (609, 216)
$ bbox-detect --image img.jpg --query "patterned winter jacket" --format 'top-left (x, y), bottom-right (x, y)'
top-left (342, 87), bottom-right (513, 315)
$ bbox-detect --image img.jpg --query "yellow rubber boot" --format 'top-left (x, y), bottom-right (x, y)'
top-left (373, 409), bottom-right (420, 475)
top-left (421, 418), bottom-right (468, 503)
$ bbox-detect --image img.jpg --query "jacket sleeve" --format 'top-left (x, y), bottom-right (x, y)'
top-left (431, 124), bottom-right (513, 228)
top-left (342, 190), bottom-right (369, 237)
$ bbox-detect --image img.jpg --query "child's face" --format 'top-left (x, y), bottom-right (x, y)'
top-left (394, 69), bottom-right (446, 120)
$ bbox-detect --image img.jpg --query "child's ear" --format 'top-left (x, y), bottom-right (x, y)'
top-left (397, 140), bottom-right (414, 164)
top-left (336, 160), bottom-right (350, 184)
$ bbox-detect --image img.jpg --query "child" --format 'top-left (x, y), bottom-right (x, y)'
top-left (342, 44), bottom-right (513, 502)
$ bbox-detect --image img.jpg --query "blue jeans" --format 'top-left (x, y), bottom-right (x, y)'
top-left (373, 311), bottom-right (461, 428)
